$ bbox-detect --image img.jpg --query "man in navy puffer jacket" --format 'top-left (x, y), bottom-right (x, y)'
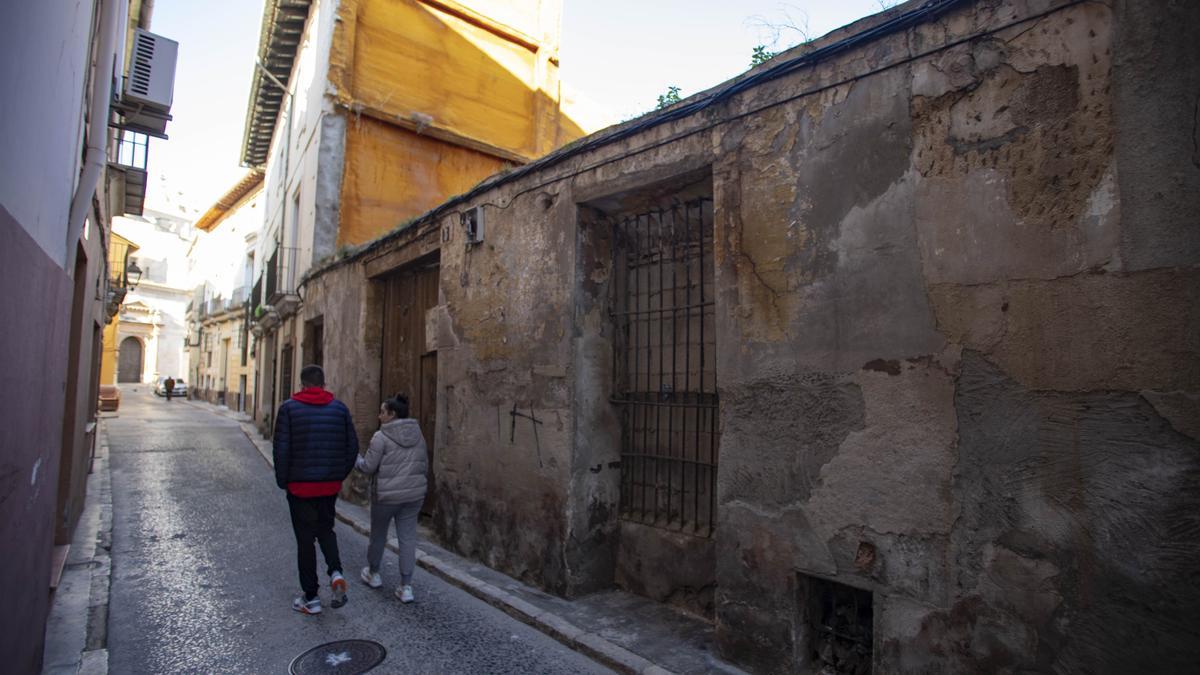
top-left (273, 364), bottom-right (359, 614)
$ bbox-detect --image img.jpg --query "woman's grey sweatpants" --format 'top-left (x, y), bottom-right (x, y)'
top-left (367, 499), bottom-right (423, 584)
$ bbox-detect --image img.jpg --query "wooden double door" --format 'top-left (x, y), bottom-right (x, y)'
top-left (380, 258), bottom-right (439, 513)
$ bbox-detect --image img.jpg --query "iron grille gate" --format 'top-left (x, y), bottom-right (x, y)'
top-left (611, 198), bottom-right (718, 536)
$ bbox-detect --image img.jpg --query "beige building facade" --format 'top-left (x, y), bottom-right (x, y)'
top-left (192, 303), bottom-right (254, 411)
top-left (187, 172), bottom-right (263, 411)
top-left (292, 0), bottom-right (1200, 672)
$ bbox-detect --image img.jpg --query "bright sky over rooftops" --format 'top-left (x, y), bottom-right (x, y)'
top-left (143, 0), bottom-right (896, 218)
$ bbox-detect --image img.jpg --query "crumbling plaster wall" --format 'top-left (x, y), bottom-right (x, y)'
top-left (708, 0), bottom-right (1200, 672)
top-left (430, 180), bottom-right (579, 592)
top-left (430, 126), bottom-right (714, 595)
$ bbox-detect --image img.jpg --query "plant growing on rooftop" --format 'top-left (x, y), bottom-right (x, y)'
top-left (656, 86), bottom-right (682, 110)
top-left (750, 45), bottom-right (778, 67)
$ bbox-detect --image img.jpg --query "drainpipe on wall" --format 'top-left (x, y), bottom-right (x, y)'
top-left (139, 0), bottom-right (154, 29)
top-left (65, 0), bottom-right (122, 272)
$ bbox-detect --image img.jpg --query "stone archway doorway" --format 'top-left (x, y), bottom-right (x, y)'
top-left (118, 336), bottom-right (143, 383)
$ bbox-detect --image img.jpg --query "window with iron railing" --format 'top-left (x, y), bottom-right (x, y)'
top-left (610, 197), bottom-right (719, 537)
top-left (277, 247), bottom-right (300, 298)
top-left (250, 276), bottom-right (262, 311)
top-left (227, 285), bottom-right (248, 311)
top-left (241, 318), bottom-right (250, 366)
top-left (264, 246), bottom-right (302, 304)
top-left (265, 250), bottom-right (278, 301)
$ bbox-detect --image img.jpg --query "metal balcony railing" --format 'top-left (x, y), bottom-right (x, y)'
top-left (265, 250), bottom-right (278, 303)
top-left (251, 276), bottom-right (263, 312)
top-left (267, 247), bottom-right (300, 303)
top-left (226, 285), bottom-right (249, 311)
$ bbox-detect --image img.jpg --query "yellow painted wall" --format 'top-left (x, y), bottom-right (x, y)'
top-left (99, 320), bottom-right (119, 385)
top-left (195, 313), bottom-right (254, 403)
top-left (99, 233), bottom-right (137, 385)
top-left (337, 115), bottom-right (507, 247)
top-left (331, 0), bottom-right (587, 162)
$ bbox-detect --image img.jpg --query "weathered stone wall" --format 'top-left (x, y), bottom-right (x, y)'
top-left (299, 0), bottom-right (1199, 671)
top-left (706, 0), bottom-right (1200, 672)
top-left (430, 177), bottom-right (581, 592)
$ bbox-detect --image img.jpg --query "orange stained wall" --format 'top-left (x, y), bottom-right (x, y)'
top-left (330, 0), bottom-right (586, 162)
top-left (336, 114), bottom-right (507, 247)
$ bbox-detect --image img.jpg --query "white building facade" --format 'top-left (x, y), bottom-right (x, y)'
top-left (111, 209), bottom-right (194, 385)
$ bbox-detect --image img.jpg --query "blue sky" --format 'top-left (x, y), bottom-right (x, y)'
top-left (144, 0), bottom-right (893, 216)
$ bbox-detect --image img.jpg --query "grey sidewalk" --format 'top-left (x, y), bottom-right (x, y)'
top-left (41, 420), bottom-right (114, 675)
top-left (195, 398), bottom-right (744, 675)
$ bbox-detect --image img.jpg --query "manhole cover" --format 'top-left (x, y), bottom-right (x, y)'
top-left (289, 639), bottom-right (387, 675)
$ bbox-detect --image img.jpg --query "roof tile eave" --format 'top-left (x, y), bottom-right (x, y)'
top-left (238, 0), bottom-right (313, 167)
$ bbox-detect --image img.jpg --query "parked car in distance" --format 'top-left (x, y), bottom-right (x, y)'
top-left (98, 384), bottom-right (121, 411)
top-left (154, 377), bottom-right (188, 398)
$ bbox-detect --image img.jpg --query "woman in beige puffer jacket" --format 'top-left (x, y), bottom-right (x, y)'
top-left (355, 393), bottom-right (428, 602)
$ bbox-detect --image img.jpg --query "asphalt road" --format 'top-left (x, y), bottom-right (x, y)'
top-left (105, 390), bottom-right (610, 674)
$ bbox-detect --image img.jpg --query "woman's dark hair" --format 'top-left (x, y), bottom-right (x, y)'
top-left (383, 393), bottom-right (409, 419)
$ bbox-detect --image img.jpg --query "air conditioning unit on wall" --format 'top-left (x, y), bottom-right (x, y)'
top-left (113, 28), bottom-right (178, 138)
top-left (126, 29), bottom-right (177, 109)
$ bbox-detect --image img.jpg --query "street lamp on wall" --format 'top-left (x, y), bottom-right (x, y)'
top-left (125, 260), bottom-right (143, 291)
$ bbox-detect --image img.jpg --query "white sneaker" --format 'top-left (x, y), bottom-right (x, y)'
top-left (330, 570), bottom-right (348, 608)
top-left (292, 594), bottom-right (322, 615)
top-left (361, 566), bottom-right (382, 588)
top-left (396, 585), bottom-right (414, 603)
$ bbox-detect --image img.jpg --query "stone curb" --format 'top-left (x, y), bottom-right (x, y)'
top-left (83, 425), bottom-right (115, 675)
top-left (223, 407), bottom-right (675, 675)
top-left (332, 505), bottom-right (671, 675)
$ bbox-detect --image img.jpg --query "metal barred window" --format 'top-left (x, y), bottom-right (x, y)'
top-left (610, 198), bottom-right (718, 536)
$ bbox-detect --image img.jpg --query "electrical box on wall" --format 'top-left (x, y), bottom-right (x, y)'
top-left (462, 206), bottom-right (485, 245)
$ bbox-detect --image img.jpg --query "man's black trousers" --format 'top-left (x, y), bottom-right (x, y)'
top-left (286, 493), bottom-right (343, 599)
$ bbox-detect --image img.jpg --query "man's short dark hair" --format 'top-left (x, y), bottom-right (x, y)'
top-left (300, 365), bottom-right (325, 388)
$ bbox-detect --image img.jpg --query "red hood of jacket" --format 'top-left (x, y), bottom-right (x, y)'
top-left (291, 387), bottom-right (334, 405)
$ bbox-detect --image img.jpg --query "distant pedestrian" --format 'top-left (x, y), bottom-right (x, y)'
top-left (164, 376), bottom-right (175, 402)
top-left (273, 364), bottom-right (359, 615)
top-left (356, 393), bottom-right (428, 604)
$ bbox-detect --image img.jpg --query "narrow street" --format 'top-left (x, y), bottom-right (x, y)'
top-left (104, 390), bottom-right (610, 674)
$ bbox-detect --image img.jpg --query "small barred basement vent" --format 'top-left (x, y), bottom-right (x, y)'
top-left (803, 574), bottom-right (873, 674)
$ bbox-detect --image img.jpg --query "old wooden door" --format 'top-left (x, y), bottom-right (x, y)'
top-left (117, 337), bottom-right (143, 383)
top-left (380, 258), bottom-right (439, 514)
